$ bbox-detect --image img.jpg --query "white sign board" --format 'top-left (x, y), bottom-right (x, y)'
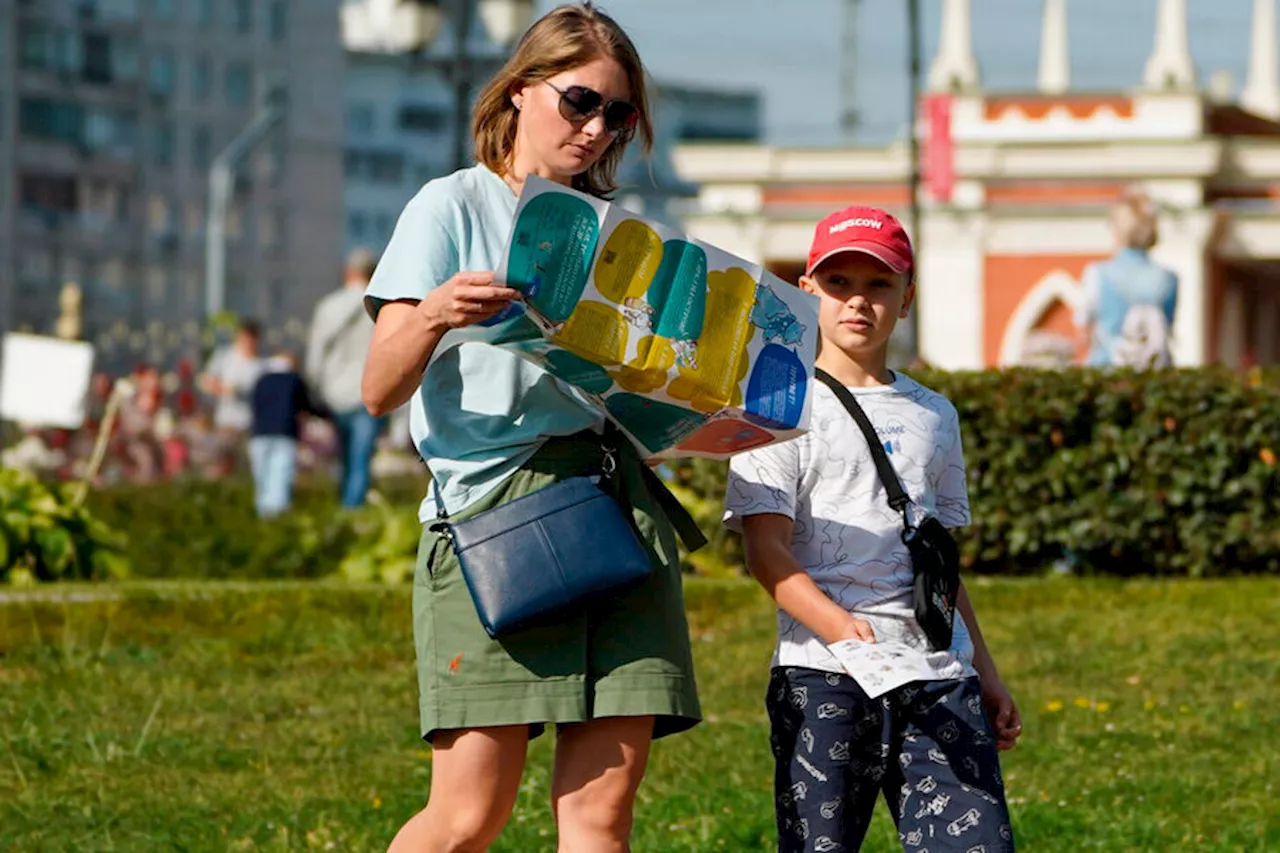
top-left (0, 334), bottom-right (96, 429)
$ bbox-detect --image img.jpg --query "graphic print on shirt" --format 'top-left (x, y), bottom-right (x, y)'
top-left (724, 374), bottom-right (975, 680)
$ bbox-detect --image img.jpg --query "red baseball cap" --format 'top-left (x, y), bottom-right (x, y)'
top-left (805, 205), bottom-right (914, 277)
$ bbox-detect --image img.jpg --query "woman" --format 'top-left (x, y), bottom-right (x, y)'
top-left (361, 5), bottom-right (701, 851)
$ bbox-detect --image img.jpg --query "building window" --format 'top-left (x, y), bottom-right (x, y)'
top-left (231, 0), bottom-right (253, 34)
top-left (82, 33), bottom-right (113, 83)
top-left (345, 149), bottom-right (405, 185)
top-left (191, 55), bottom-right (211, 102)
top-left (19, 97), bottom-right (84, 146)
top-left (83, 108), bottom-right (137, 157)
top-left (147, 49), bottom-right (175, 97)
top-left (19, 24), bottom-right (50, 71)
top-left (146, 267), bottom-right (167, 303)
top-left (192, 125), bottom-right (211, 170)
top-left (348, 103), bottom-right (375, 136)
top-left (269, 1), bottom-right (287, 42)
top-left (349, 211), bottom-right (367, 241)
top-left (147, 195), bottom-right (171, 233)
top-left (21, 25), bottom-right (81, 75)
top-left (398, 105), bottom-right (448, 134)
top-left (18, 172), bottom-right (78, 219)
top-left (98, 0), bottom-right (140, 22)
top-left (152, 122), bottom-right (174, 168)
top-left (194, 0), bottom-right (213, 27)
top-left (110, 35), bottom-right (140, 82)
top-left (225, 62), bottom-right (252, 107)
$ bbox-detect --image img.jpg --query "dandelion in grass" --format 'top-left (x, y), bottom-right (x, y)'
top-left (1073, 697), bottom-right (1091, 709)
top-left (1045, 700), bottom-right (1064, 713)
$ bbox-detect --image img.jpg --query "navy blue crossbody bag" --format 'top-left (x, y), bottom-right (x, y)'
top-left (429, 438), bottom-right (705, 638)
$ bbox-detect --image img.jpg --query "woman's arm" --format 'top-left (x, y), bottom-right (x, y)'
top-left (741, 513), bottom-right (875, 645)
top-left (361, 272), bottom-right (520, 416)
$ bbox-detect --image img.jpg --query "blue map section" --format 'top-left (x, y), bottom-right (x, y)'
top-left (751, 284), bottom-right (806, 346)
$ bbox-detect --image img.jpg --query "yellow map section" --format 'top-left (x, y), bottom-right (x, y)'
top-left (593, 219), bottom-right (664, 304)
top-left (612, 336), bottom-right (676, 394)
top-left (552, 300), bottom-right (629, 366)
top-left (667, 267), bottom-right (756, 412)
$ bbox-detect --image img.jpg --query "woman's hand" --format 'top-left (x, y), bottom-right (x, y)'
top-left (419, 271), bottom-right (522, 331)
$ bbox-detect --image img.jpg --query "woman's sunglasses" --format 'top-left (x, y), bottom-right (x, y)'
top-left (543, 81), bottom-right (639, 140)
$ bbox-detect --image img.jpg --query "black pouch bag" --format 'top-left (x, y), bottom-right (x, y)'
top-left (814, 369), bottom-right (961, 651)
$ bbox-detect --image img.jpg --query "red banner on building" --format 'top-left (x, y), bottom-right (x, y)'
top-left (923, 93), bottom-right (955, 203)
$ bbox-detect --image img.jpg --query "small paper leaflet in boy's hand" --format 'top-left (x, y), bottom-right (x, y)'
top-left (827, 638), bottom-right (941, 699)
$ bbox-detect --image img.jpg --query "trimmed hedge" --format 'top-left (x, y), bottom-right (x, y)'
top-left (67, 368), bottom-right (1280, 581)
top-left (670, 367), bottom-right (1280, 577)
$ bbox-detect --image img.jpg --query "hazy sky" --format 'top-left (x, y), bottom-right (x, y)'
top-left (534, 0), bottom-right (1261, 146)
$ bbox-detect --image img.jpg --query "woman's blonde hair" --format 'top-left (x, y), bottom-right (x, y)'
top-left (471, 2), bottom-right (653, 198)
top-left (1111, 189), bottom-right (1159, 250)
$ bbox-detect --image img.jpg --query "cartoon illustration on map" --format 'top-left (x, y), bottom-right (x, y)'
top-left (493, 176), bottom-right (819, 460)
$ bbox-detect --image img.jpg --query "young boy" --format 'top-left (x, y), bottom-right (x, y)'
top-left (724, 206), bottom-right (1021, 853)
top-left (248, 351), bottom-right (324, 518)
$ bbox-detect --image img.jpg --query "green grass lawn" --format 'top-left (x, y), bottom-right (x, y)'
top-left (2, 577), bottom-right (1278, 852)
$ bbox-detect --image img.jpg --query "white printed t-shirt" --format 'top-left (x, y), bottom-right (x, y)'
top-left (723, 372), bottom-right (977, 681)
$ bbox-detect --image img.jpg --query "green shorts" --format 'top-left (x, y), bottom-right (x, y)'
top-left (412, 433), bottom-right (702, 743)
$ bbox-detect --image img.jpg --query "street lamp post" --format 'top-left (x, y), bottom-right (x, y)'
top-left (420, 0), bottom-right (535, 173)
top-left (905, 0), bottom-right (923, 362)
top-left (344, 0), bottom-right (535, 172)
top-left (203, 84), bottom-right (287, 322)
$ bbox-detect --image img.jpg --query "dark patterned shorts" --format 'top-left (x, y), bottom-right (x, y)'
top-left (767, 667), bottom-right (1015, 853)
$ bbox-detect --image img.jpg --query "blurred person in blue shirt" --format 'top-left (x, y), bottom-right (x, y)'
top-left (1075, 190), bottom-right (1178, 369)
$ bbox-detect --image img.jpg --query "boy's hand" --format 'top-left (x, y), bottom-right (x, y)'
top-left (836, 617), bottom-right (876, 644)
top-left (980, 676), bottom-right (1022, 751)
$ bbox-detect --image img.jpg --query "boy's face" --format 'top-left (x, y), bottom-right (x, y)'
top-left (800, 253), bottom-right (915, 358)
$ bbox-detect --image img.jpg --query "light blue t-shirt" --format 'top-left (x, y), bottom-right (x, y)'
top-left (1076, 248), bottom-right (1178, 367)
top-left (365, 164), bottom-right (602, 519)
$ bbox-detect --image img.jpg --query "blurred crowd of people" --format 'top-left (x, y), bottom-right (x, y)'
top-left (3, 249), bottom-right (417, 510)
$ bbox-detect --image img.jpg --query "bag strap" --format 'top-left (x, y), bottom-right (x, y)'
top-left (813, 368), bottom-right (913, 529)
top-left (319, 299), bottom-right (369, 365)
top-left (640, 463), bottom-right (707, 553)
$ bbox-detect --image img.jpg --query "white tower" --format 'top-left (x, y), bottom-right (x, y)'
top-left (1037, 0), bottom-right (1070, 94)
top-left (928, 0), bottom-right (980, 92)
top-left (1142, 0), bottom-right (1197, 91)
top-left (1242, 0), bottom-right (1280, 119)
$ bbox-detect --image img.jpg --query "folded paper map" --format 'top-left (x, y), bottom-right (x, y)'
top-left (492, 176), bottom-right (819, 460)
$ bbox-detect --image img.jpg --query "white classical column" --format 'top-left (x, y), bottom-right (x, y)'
top-left (1242, 0), bottom-right (1280, 119)
top-left (1038, 0), bottom-right (1070, 94)
top-left (927, 0), bottom-right (981, 92)
top-left (1143, 0), bottom-right (1198, 91)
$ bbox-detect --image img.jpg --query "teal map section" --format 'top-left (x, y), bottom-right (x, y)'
top-left (647, 240), bottom-right (707, 341)
top-left (506, 193), bottom-right (600, 323)
top-left (605, 393), bottom-right (707, 454)
top-left (544, 349), bottom-right (614, 395)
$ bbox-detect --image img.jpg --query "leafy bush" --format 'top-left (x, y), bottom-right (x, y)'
top-left (82, 476), bottom-right (430, 582)
top-left (0, 468), bottom-right (128, 584)
top-left (669, 367), bottom-right (1280, 577)
top-left (87, 479), bottom-right (357, 580)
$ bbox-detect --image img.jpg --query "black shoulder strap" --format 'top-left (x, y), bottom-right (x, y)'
top-left (813, 368), bottom-right (911, 515)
